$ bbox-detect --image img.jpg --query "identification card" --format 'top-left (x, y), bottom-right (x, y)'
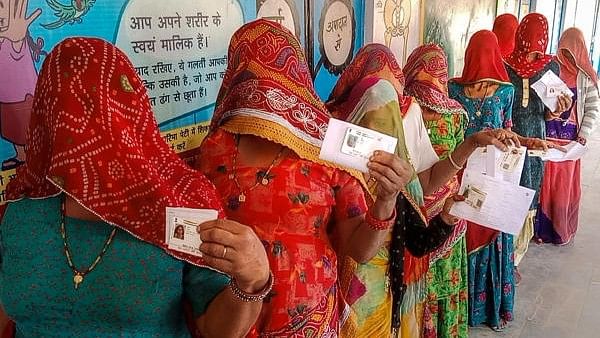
top-left (319, 118), bottom-right (397, 173)
top-left (463, 185), bottom-right (487, 211)
top-left (340, 127), bottom-right (382, 160)
top-left (165, 207), bottom-right (218, 257)
top-left (499, 148), bottom-right (524, 172)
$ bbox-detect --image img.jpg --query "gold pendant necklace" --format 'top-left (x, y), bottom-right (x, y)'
top-left (60, 198), bottom-right (117, 289)
top-left (229, 135), bottom-right (285, 204)
top-left (471, 83), bottom-right (490, 118)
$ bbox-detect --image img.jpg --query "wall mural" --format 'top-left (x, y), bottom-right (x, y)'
top-left (368, 0), bottom-right (422, 66)
top-left (256, 0), bottom-right (303, 45)
top-left (0, 0), bottom-right (366, 203)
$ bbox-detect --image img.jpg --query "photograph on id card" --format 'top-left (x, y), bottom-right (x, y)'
top-left (340, 127), bottom-right (381, 160)
top-left (463, 185), bottom-right (487, 211)
top-left (168, 217), bottom-right (203, 256)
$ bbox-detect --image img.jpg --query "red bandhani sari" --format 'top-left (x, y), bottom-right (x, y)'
top-left (197, 19), bottom-right (370, 337)
top-left (505, 13), bottom-right (554, 79)
top-left (5, 37), bottom-right (223, 266)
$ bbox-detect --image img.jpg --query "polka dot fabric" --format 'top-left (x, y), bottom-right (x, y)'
top-left (5, 37), bottom-right (224, 267)
top-left (505, 13), bottom-right (554, 79)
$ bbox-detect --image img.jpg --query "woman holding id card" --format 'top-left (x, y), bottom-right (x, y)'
top-left (196, 20), bottom-right (411, 337)
top-left (0, 38), bottom-right (270, 338)
top-left (328, 43), bottom-right (533, 338)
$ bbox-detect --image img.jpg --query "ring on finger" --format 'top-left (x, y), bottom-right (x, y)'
top-left (222, 245), bottom-right (228, 259)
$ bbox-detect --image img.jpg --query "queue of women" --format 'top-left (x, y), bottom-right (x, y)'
top-left (0, 10), bottom-right (597, 338)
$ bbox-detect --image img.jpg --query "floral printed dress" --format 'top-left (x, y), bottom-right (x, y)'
top-left (449, 81), bottom-right (516, 329)
top-left (198, 129), bottom-right (368, 337)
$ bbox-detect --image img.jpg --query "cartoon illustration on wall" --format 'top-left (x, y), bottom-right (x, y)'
top-left (257, 0), bottom-right (301, 41)
top-left (317, 0), bottom-right (355, 75)
top-left (42, 0), bottom-right (96, 30)
top-left (0, 0), bottom-right (43, 170)
top-left (383, 0), bottom-right (410, 62)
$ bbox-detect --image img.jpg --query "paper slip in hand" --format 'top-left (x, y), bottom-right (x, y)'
top-left (531, 70), bottom-right (573, 112)
top-left (450, 170), bottom-right (535, 235)
top-left (319, 118), bottom-right (398, 173)
top-left (528, 141), bottom-right (587, 162)
top-left (466, 147), bottom-right (488, 175)
top-left (165, 207), bottom-right (218, 257)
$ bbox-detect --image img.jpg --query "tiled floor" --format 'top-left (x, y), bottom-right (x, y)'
top-left (469, 133), bottom-right (600, 338)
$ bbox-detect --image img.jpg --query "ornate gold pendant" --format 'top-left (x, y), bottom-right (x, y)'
top-left (73, 273), bottom-right (84, 289)
top-left (475, 111), bottom-right (482, 117)
top-left (238, 194), bottom-right (246, 202)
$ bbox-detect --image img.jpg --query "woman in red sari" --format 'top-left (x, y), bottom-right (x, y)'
top-left (0, 37), bottom-right (269, 338)
top-left (196, 20), bottom-right (411, 337)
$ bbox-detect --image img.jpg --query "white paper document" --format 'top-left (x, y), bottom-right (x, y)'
top-left (165, 207), bottom-right (218, 257)
top-left (466, 147), bottom-right (488, 175)
top-left (319, 118), bottom-right (398, 173)
top-left (528, 141), bottom-right (587, 162)
top-left (466, 146), bottom-right (526, 184)
top-left (531, 70), bottom-right (574, 112)
top-left (450, 170), bottom-right (535, 235)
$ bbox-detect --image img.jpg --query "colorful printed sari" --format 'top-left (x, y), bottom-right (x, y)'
top-left (329, 44), bottom-right (451, 338)
top-left (403, 44), bottom-right (469, 338)
top-left (197, 19), bottom-right (371, 337)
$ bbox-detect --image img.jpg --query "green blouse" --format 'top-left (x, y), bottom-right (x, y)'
top-left (0, 197), bottom-right (230, 337)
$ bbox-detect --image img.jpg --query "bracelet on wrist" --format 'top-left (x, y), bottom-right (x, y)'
top-left (366, 208), bottom-right (396, 231)
top-left (229, 271), bottom-right (274, 302)
top-left (448, 152), bottom-right (463, 170)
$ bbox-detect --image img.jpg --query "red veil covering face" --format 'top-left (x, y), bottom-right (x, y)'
top-left (452, 30), bottom-right (511, 85)
top-left (5, 37), bottom-right (223, 267)
top-left (505, 13), bottom-right (554, 79)
top-left (493, 14), bottom-right (519, 59)
top-left (556, 27), bottom-right (599, 89)
top-left (450, 30), bottom-right (513, 253)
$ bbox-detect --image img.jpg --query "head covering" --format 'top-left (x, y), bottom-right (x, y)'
top-left (506, 13), bottom-right (554, 78)
top-left (556, 27), bottom-right (599, 89)
top-left (327, 43), bottom-right (410, 117)
top-left (331, 44), bottom-right (429, 334)
top-left (493, 14), bottom-right (519, 58)
top-left (210, 19), bottom-right (349, 175)
top-left (5, 37), bottom-right (223, 267)
top-left (451, 30), bottom-right (511, 85)
top-left (403, 44), bottom-right (466, 115)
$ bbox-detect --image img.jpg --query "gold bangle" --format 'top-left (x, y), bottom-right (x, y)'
top-left (448, 152), bottom-right (463, 170)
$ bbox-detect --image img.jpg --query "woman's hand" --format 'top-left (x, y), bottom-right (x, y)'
top-left (468, 129), bottom-right (521, 151)
top-left (555, 93), bottom-right (572, 114)
top-left (367, 150), bottom-right (413, 202)
top-left (440, 195), bottom-right (465, 225)
top-left (521, 137), bottom-right (567, 152)
top-left (198, 220), bottom-right (270, 293)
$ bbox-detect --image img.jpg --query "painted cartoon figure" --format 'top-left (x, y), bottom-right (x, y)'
top-left (42, 0), bottom-right (96, 30)
top-left (0, 0), bottom-right (42, 170)
top-left (384, 0), bottom-right (411, 63)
